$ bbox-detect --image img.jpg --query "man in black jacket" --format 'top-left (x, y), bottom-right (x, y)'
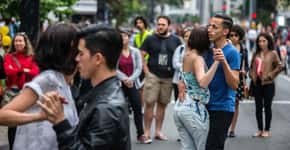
top-left (38, 25), bottom-right (131, 150)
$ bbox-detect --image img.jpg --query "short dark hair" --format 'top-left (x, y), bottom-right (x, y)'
top-left (255, 32), bottom-right (275, 53)
top-left (187, 27), bottom-right (210, 54)
top-left (78, 24), bottom-right (123, 70)
top-left (231, 24), bottom-right (245, 40)
top-left (134, 16), bottom-right (148, 29)
top-left (157, 15), bottom-right (171, 25)
top-left (35, 23), bottom-right (79, 75)
top-left (213, 14), bottom-right (233, 30)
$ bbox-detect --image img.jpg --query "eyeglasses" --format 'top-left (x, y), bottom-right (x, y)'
top-left (207, 24), bottom-right (220, 30)
top-left (229, 33), bottom-right (239, 37)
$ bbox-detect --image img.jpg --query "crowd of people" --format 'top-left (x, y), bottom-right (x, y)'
top-left (0, 13), bottom-right (285, 150)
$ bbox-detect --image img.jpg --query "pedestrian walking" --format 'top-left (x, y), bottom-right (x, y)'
top-left (248, 23), bottom-right (257, 51)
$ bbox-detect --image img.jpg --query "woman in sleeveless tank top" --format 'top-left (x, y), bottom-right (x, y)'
top-left (174, 27), bottom-right (220, 150)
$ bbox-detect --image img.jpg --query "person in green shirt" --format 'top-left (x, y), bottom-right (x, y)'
top-left (133, 16), bottom-right (152, 107)
top-left (134, 16), bottom-right (152, 49)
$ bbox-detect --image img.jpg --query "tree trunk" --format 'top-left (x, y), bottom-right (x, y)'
top-left (97, 0), bottom-right (106, 23)
top-left (19, 0), bottom-right (40, 47)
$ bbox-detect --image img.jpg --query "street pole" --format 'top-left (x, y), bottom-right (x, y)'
top-left (210, 0), bottom-right (213, 17)
top-left (96, 0), bottom-right (105, 23)
top-left (19, 0), bottom-right (40, 47)
top-left (249, 0), bottom-right (256, 23)
top-left (200, 0), bottom-right (204, 24)
top-left (243, 0), bottom-right (246, 19)
top-left (149, 0), bottom-right (155, 25)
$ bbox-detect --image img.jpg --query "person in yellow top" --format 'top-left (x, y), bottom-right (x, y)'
top-left (134, 16), bottom-right (152, 49)
top-left (133, 16), bottom-right (152, 107)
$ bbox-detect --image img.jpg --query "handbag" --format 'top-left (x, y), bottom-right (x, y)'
top-left (1, 88), bottom-right (19, 107)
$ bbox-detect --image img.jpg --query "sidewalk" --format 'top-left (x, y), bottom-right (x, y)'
top-left (0, 126), bottom-right (8, 150)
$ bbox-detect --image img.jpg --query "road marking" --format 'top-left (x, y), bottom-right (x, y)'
top-left (241, 100), bottom-right (290, 104)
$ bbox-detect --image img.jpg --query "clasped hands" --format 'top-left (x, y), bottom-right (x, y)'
top-left (122, 79), bottom-right (133, 88)
top-left (37, 91), bottom-right (66, 125)
top-left (213, 48), bottom-right (225, 63)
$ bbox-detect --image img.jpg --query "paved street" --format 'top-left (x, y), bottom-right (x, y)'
top-left (132, 74), bottom-right (290, 150)
top-left (131, 101), bottom-right (290, 150)
top-left (0, 75), bottom-right (289, 150)
top-left (0, 127), bottom-right (7, 150)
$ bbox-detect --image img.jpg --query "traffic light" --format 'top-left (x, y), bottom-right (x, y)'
top-left (222, 4), bottom-right (227, 11)
top-left (251, 12), bottom-right (257, 20)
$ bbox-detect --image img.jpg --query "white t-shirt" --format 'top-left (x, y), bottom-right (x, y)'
top-left (13, 70), bottom-right (79, 150)
top-left (248, 29), bottom-right (257, 40)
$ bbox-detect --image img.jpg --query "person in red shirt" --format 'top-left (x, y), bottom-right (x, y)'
top-left (4, 32), bottom-right (39, 90)
top-left (3, 32), bottom-right (39, 149)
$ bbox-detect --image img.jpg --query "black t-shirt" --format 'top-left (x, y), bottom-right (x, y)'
top-left (141, 33), bottom-right (182, 78)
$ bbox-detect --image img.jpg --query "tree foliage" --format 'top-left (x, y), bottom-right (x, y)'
top-left (256, 0), bottom-right (277, 25)
top-left (0, 0), bottom-right (77, 21)
top-left (40, 0), bottom-right (77, 21)
top-left (106, 0), bottom-right (184, 26)
top-left (107, 0), bottom-right (147, 27)
top-left (0, 0), bottom-right (19, 19)
top-left (279, 0), bottom-right (290, 10)
top-left (156, 0), bottom-right (184, 7)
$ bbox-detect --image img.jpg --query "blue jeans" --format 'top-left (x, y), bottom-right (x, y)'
top-left (174, 101), bottom-right (209, 150)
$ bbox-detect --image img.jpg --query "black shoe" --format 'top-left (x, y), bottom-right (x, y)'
top-left (228, 131), bottom-right (236, 138)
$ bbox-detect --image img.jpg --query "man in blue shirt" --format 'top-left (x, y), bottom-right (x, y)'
top-left (205, 14), bottom-right (240, 150)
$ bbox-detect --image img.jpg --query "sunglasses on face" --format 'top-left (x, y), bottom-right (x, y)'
top-left (229, 33), bottom-right (239, 37)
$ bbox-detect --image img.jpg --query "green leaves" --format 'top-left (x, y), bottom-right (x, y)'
top-left (40, 0), bottom-right (77, 21)
top-left (0, 0), bottom-right (19, 19)
top-left (107, 0), bottom-right (147, 26)
top-left (156, 0), bottom-right (184, 7)
top-left (0, 0), bottom-right (77, 21)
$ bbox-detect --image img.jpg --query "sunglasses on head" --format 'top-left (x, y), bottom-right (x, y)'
top-left (16, 32), bottom-right (27, 36)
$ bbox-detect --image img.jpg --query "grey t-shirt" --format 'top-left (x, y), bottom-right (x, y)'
top-left (13, 70), bottom-right (79, 150)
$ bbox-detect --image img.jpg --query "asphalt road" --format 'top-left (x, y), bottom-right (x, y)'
top-left (132, 74), bottom-right (290, 150)
top-left (0, 75), bottom-right (289, 150)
